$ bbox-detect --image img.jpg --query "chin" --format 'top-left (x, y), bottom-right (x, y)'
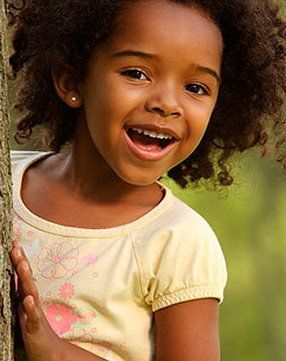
top-left (115, 167), bottom-right (160, 187)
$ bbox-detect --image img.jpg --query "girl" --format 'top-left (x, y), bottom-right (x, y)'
top-left (7, 0), bottom-right (285, 360)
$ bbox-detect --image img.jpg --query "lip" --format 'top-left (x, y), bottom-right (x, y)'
top-left (125, 123), bottom-right (180, 141)
top-left (123, 128), bottom-right (178, 162)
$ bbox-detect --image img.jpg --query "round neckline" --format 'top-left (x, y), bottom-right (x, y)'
top-left (13, 151), bottom-right (174, 238)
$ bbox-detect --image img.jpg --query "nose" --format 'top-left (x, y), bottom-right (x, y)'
top-left (144, 83), bottom-right (183, 119)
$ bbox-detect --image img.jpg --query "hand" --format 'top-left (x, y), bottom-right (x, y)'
top-left (10, 241), bottom-right (63, 361)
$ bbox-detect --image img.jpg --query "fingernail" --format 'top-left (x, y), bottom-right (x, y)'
top-left (27, 296), bottom-right (34, 306)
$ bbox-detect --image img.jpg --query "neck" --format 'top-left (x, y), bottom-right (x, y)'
top-left (57, 118), bottom-right (163, 206)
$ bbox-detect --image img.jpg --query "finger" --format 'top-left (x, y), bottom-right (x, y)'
top-left (23, 295), bottom-right (40, 335)
top-left (12, 268), bottom-right (25, 302)
top-left (19, 247), bottom-right (37, 281)
top-left (17, 301), bottom-right (28, 336)
top-left (13, 240), bottom-right (20, 248)
top-left (10, 246), bottom-right (23, 269)
top-left (11, 246), bottom-right (33, 274)
top-left (17, 260), bottom-right (41, 305)
top-left (13, 271), bottom-right (19, 293)
top-left (17, 272), bottom-right (26, 302)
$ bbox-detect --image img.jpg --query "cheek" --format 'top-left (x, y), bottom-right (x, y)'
top-left (85, 81), bottom-right (141, 125)
top-left (176, 104), bottom-right (214, 161)
top-left (186, 102), bottom-right (213, 139)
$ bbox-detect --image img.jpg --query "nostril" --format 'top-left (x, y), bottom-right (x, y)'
top-left (152, 107), bottom-right (165, 117)
top-left (171, 111), bottom-right (181, 118)
top-left (151, 107), bottom-right (181, 118)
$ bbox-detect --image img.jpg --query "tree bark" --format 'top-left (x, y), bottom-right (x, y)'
top-left (0, 1), bottom-right (14, 360)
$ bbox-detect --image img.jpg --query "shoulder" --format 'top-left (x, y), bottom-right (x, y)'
top-left (152, 195), bottom-right (223, 360)
top-left (150, 191), bottom-right (226, 266)
top-left (133, 188), bottom-right (222, 251)
top-left (164, 192), bottom-right (218, 234)
top-left (10, 150), bottom-right (46, 167)
top-left (10, 150), bottom-right (50, 175)
top-left (131, 187), bottom-right (228, 310)
top-left (167, 195), bottom-right (224, 255)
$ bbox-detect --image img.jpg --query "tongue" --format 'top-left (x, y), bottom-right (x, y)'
top-left (129, 131), bottom-right (161, 151)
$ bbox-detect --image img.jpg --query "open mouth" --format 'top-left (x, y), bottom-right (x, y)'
top-left (126, 127), bottom-right (177, 151)
top-left (123, 126), bottom-right (179, 162)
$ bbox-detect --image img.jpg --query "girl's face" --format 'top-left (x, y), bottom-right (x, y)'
top-left (78, 0), bottom-right (223, 185)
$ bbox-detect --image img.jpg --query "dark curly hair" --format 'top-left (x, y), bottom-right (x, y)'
top-left (6, 0), bottom-right (286, 188)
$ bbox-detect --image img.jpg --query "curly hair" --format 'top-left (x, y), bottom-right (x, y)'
top-left (5, 0), bottom-right (286, 188)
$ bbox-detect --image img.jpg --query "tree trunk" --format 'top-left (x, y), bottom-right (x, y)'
top-left (0, 1), bottom-right (14, 360)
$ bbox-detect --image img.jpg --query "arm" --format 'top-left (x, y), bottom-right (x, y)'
top-left (10, 242), bottom-right (107, 361)
top-left (154, 298), bottom-right (221, 361)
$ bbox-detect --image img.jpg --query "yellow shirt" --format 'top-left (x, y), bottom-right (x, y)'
top-left (12, 151), bottom-right (227, 361)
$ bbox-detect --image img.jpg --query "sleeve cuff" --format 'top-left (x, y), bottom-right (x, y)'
top-left (152, 285), bottom-right (225, 312)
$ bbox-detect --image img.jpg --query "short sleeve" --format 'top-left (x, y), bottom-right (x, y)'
top-left (10, 150), bottom-right (44, 172)
top-left (132, 206), bottom-right (228, 312)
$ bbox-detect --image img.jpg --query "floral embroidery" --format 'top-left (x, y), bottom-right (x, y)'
top-left (68, 326), bottom-right (88, 339)
top-left (77, 308), bottom-right (97, 323)
top-left (58, 282), bottom-right (75, 300)
top-left (45, 303), bottom-right (78, 335)
top-left (81, 253), bottom-right (98, 268)
top-left (13, 214), bottom-right (23, 243)
top-left (36, 242), bottom-right (78, 279)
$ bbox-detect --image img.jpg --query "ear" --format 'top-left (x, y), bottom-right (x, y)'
top-left (51, 65), bottom-right (83, 109)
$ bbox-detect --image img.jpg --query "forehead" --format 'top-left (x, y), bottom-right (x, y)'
top-left (105, 0), bottom-right (223, 68)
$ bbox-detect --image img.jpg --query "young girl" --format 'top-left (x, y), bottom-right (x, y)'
top-left (7, 0), bottom-right (285, 360)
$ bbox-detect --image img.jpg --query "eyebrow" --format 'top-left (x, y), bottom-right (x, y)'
top-left (112, 49), bottom-right (220, 83)
top-left (111, 49), bottom-right (158, 60)
top-left (196, 65), bottom-right (221, 83)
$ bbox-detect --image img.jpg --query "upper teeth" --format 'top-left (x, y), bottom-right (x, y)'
top-left (131, 127), bottom-right (173, 140)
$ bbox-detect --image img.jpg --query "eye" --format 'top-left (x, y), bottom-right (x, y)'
top-left (121, 69), bottom-right (149, 81)
top-left (185, 83), bottom-right (209, 95)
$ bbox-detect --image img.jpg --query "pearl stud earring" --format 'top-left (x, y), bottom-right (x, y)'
top-left (71, 96), bottom-right (77, 102)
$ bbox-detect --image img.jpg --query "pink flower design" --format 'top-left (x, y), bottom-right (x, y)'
top-left (45, 303), bottom-right (78, 335)
top-left (36, 242), bottom-right (78, 279)
top-left (77, 309), bottom-right (97, 323)
top-left (58, 282), bottom-right (75, 300)
top-left (82, 253), bottom-right (98, 268)
top-left (13, 214), bottom-right (23, 243)
top-left (68, 326), bottom-right (88, 339)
